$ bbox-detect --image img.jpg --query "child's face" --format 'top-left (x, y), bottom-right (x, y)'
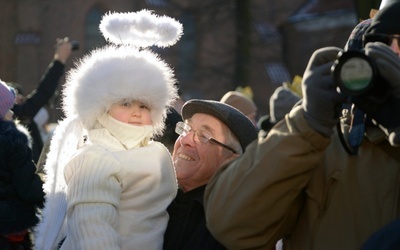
top-left (108, 100), bottom-right (152, 126)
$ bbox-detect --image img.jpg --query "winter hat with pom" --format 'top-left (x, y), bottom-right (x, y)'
top-left (0, 80), bottom-right (16, 119)
top-left (62, 9), bottom-right (182, 136)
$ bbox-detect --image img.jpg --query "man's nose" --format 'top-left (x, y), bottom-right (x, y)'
top-left (179, 130), bottom-right (195, 147)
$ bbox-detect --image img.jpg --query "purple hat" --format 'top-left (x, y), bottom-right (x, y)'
top-left (0, 80), bottom-right (16, 119)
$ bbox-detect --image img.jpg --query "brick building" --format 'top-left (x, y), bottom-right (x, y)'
top-left (0, 0), bottom-right (358, 121)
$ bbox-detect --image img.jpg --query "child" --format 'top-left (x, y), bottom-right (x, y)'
top-left (0, 80), bottom-right (45, 249)
top-left (34, 10), bottom-right (182, 249)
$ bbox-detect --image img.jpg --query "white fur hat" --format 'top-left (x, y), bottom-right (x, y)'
top-left (62, 10), bottom-right (182, 136)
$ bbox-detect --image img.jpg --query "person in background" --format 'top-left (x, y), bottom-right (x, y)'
top-left (9, 37), bottom-right (73, 163)
top-left (163, 99), bottom-right (258, 249)
top-left (154, 107), bottom-right (182, 153)
top-left (34, 10), bottom-right (182, 250)
top-left (220, 90), bottom-right (258, 127)
top-left (204, 2), bottom-right (400, 249)
top-left (0, 80), bottom-right (45, 249)
top-left (257, 84), bottom-right (301, 137)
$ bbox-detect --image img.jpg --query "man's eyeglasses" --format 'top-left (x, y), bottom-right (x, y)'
top-left (175, 121), bottom-right (237, 154)
top-left (363, 33), bottom-right (400, 47)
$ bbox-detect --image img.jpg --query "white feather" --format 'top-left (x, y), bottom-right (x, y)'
top-left (99, 9), bottom-right (183, 48)
top-left (34, 116), bottom-right (84, 249)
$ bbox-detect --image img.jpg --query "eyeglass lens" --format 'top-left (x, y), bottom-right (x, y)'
top-left (175, 122), bottom-right (211, 145)
top-left (175, 121), bottom-right (237, 154)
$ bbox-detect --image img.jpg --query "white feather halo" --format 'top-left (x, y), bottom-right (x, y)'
top-left (99, 9), bottom-right (183, 48)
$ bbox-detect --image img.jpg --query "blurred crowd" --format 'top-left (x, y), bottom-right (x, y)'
top-left (1, 2), bottom-right (400, 249)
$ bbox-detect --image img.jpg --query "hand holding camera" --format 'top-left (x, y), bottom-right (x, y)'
top-left (302, 47), bottom-right (348, 137)
top-left (331, 40), bottom-right (400, 146)
top-left (364, 42), bottom-right (400, 97)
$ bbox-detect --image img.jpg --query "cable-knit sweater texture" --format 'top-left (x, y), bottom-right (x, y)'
top-left (59, 114), bottom-right (177, 250)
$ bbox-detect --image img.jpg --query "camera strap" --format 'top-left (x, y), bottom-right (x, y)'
top-left (337, 106), bottom-right (366, 155)
top-left (338, 106), bottom-right (400, 163)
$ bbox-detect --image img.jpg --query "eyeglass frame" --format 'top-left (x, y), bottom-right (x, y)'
top-left (175, 121), bottom-right (237, 154)
top-left (363, 33), bottom-right (400, 47)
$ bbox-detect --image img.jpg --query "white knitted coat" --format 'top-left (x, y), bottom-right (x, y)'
top-left (60, 115), bottom-right (177, 250)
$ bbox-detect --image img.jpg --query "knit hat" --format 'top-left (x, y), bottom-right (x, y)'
top-left (181, 99), bottom-right (258, 152)
top-left (62, 10), bottom-right (182, 136)
top-left (220, 91), bottom-right (257, 116)
top-left (380, 0), bottom-right (399, 9)
top-left (0, 80), bottom-right (16, 119)
top-left (345, 19), bottom-right (372, 50)
top-left (366, 1), bottom-right (400, 35)
top-left (269, 86), bottom-right (301, 124)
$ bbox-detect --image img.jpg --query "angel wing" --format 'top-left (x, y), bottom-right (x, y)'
top-left (34, 115), bottom-right (84, 250)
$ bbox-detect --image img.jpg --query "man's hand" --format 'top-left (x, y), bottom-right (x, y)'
top-left (365, 42), bottom-right (400, 97)
top-left (364, 42), bottom-right (400, 146)
top-left (54, 37), bottom-right (73, 64)
top-left (302, 47), bottom-right (348, 137)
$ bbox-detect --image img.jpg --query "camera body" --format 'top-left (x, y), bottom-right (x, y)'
top-left (331, 50), bottom-right (389, 114)
top-left (71, 40), bottom-right (79, 51)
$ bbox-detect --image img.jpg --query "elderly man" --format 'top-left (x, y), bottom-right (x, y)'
top-left (163, 99), bottom-right (258, 249)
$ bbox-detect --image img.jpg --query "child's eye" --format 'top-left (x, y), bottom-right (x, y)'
top-left (122, 102), bottom-right (131, 107)
top-left (140, 104), bottom-right (149, 110)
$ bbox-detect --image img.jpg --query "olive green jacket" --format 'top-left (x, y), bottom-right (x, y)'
top-left (204, 106), bottom-right (400, 250)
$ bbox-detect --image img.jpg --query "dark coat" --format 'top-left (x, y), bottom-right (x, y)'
top-left (163, 186), bottom-right (226, 250)
top-left (0, 120), bottom-right (45, 234)
top-left (12, 60), bottom-right (65, 163)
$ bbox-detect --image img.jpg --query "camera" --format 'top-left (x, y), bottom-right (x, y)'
top-left (71, 40), bottom-right (79, 51)
top-left (331, 50), bottom-right (389, 112)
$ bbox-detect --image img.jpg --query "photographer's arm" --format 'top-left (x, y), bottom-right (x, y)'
top-left (204, 47), bottom-right (346, 249)
top-left (205, 106), bottom-right (331, 249)
top-left (12, 38), bottom-right (72, 119)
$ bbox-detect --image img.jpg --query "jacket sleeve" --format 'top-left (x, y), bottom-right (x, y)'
top-left (12, 60), bottom-right (65, 119)
top-left (2, 123), bottom-right (45, 207)
top-left (10, 139), bottom-right (45, 206)
top-left (204, 106), bottom-right (331, 249)
top-left (63, 150), bottom-right (123, 250)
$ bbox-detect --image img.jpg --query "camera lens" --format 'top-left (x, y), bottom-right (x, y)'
top-left (339, 57), bottom-right (373, 92)
top-left (71, 40), bottom-right (79, 51)
top-left (332, 50), bottom-right (375, 95)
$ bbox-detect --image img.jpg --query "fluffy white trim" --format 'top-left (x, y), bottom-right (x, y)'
top-left (15, 121), bottom-right (32, 148)
top-left (100, 9), bottom-right (183, 48)
top-left (34, 116), bottom-right (84, 249)
top-left (62, 45), bottom-right (178, 136)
